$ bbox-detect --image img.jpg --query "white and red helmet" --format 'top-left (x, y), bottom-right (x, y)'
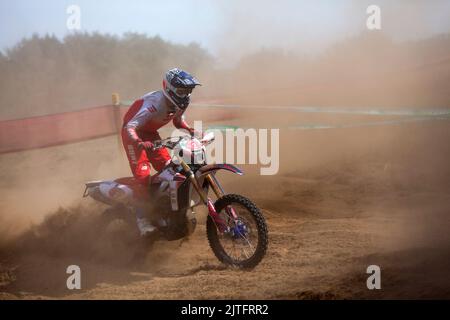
top-left (162, 68), bottom-right (201, 110)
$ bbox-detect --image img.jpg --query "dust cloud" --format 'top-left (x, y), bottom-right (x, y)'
top-left (1, 1), bottom-right (450, 299)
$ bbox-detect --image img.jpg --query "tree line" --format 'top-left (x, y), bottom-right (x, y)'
top-left (1, 31), bottom-right (449, 120)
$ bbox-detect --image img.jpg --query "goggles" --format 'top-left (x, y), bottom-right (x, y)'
top-left (175, 87), bottom-right (193, 97)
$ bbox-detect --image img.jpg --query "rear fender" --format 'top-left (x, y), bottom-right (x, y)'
top-left (83, 180), bottom-right (104, 197)
top-left (83, 180), bottom-right (133, 206)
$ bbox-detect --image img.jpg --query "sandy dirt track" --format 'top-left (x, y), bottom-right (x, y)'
top-left (1, 108), bottom-right (450, 299)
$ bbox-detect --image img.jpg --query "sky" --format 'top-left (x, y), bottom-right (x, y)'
top-left (1, 0), bottom-right (450, 60)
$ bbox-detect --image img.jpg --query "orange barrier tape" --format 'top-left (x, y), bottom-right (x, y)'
top-left (0, 105), bottom-right (125, 154)
top-left (0, 102), bottom-right (238, 154)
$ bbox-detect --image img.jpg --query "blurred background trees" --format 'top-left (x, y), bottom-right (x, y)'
top-left (1, 31), bottom-right (449, 120)
top-left (0, 32), bottom-right (212, 119)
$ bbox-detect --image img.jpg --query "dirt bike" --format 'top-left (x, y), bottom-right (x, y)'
top-left (83, 132), bottom-right (268, 269)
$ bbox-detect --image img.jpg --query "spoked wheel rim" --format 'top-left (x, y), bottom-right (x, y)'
top-left (215, 204), bottom-right (260, 263)
top-left (207, 194), bottom-right (268, 269)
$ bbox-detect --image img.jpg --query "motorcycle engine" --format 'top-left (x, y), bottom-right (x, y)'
top-left (149, 187), bottom-right (196, 241)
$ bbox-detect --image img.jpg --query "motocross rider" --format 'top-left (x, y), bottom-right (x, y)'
top-left (122, 68), bottom-right (201, 237)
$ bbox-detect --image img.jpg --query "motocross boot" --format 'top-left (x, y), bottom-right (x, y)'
top-left (135, 206), bottom-right (158, 238)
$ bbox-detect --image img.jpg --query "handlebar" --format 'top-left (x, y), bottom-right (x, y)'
top-left (152, 135), bottom-right (186, 150)
top-left (151, 132), bottom-right (215, 151)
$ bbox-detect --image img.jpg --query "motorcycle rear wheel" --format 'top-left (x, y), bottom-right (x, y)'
top-left (206, 194), bottom-right (268, 269)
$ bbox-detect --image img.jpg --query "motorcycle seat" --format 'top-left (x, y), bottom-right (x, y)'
top-left (114, 177), bottom-right (140, 186)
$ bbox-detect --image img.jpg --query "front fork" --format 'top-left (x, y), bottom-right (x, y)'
top-left (206, 173), bottom-right (239, 220)
top-left (179, 160), bottom-right (237, 233)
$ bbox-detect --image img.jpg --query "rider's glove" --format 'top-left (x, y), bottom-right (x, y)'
top-left (137, 140), bottom-right (154, 152)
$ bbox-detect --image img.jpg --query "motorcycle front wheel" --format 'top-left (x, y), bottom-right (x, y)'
top-left (206, 194), bottom-right (268, 269)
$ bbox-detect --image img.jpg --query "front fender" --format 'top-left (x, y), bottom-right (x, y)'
top-left (197, 163), bottom-right (243, 178)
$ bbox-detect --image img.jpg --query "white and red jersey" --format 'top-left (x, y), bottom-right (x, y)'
top-left (123, 90), bottom-right (189, 142)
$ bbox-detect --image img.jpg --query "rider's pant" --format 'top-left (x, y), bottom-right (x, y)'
top-left (121, 128), bottom-right (171, 186)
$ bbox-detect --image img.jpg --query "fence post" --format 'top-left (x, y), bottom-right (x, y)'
top-left (112, 93), bottom-right (124, 155)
